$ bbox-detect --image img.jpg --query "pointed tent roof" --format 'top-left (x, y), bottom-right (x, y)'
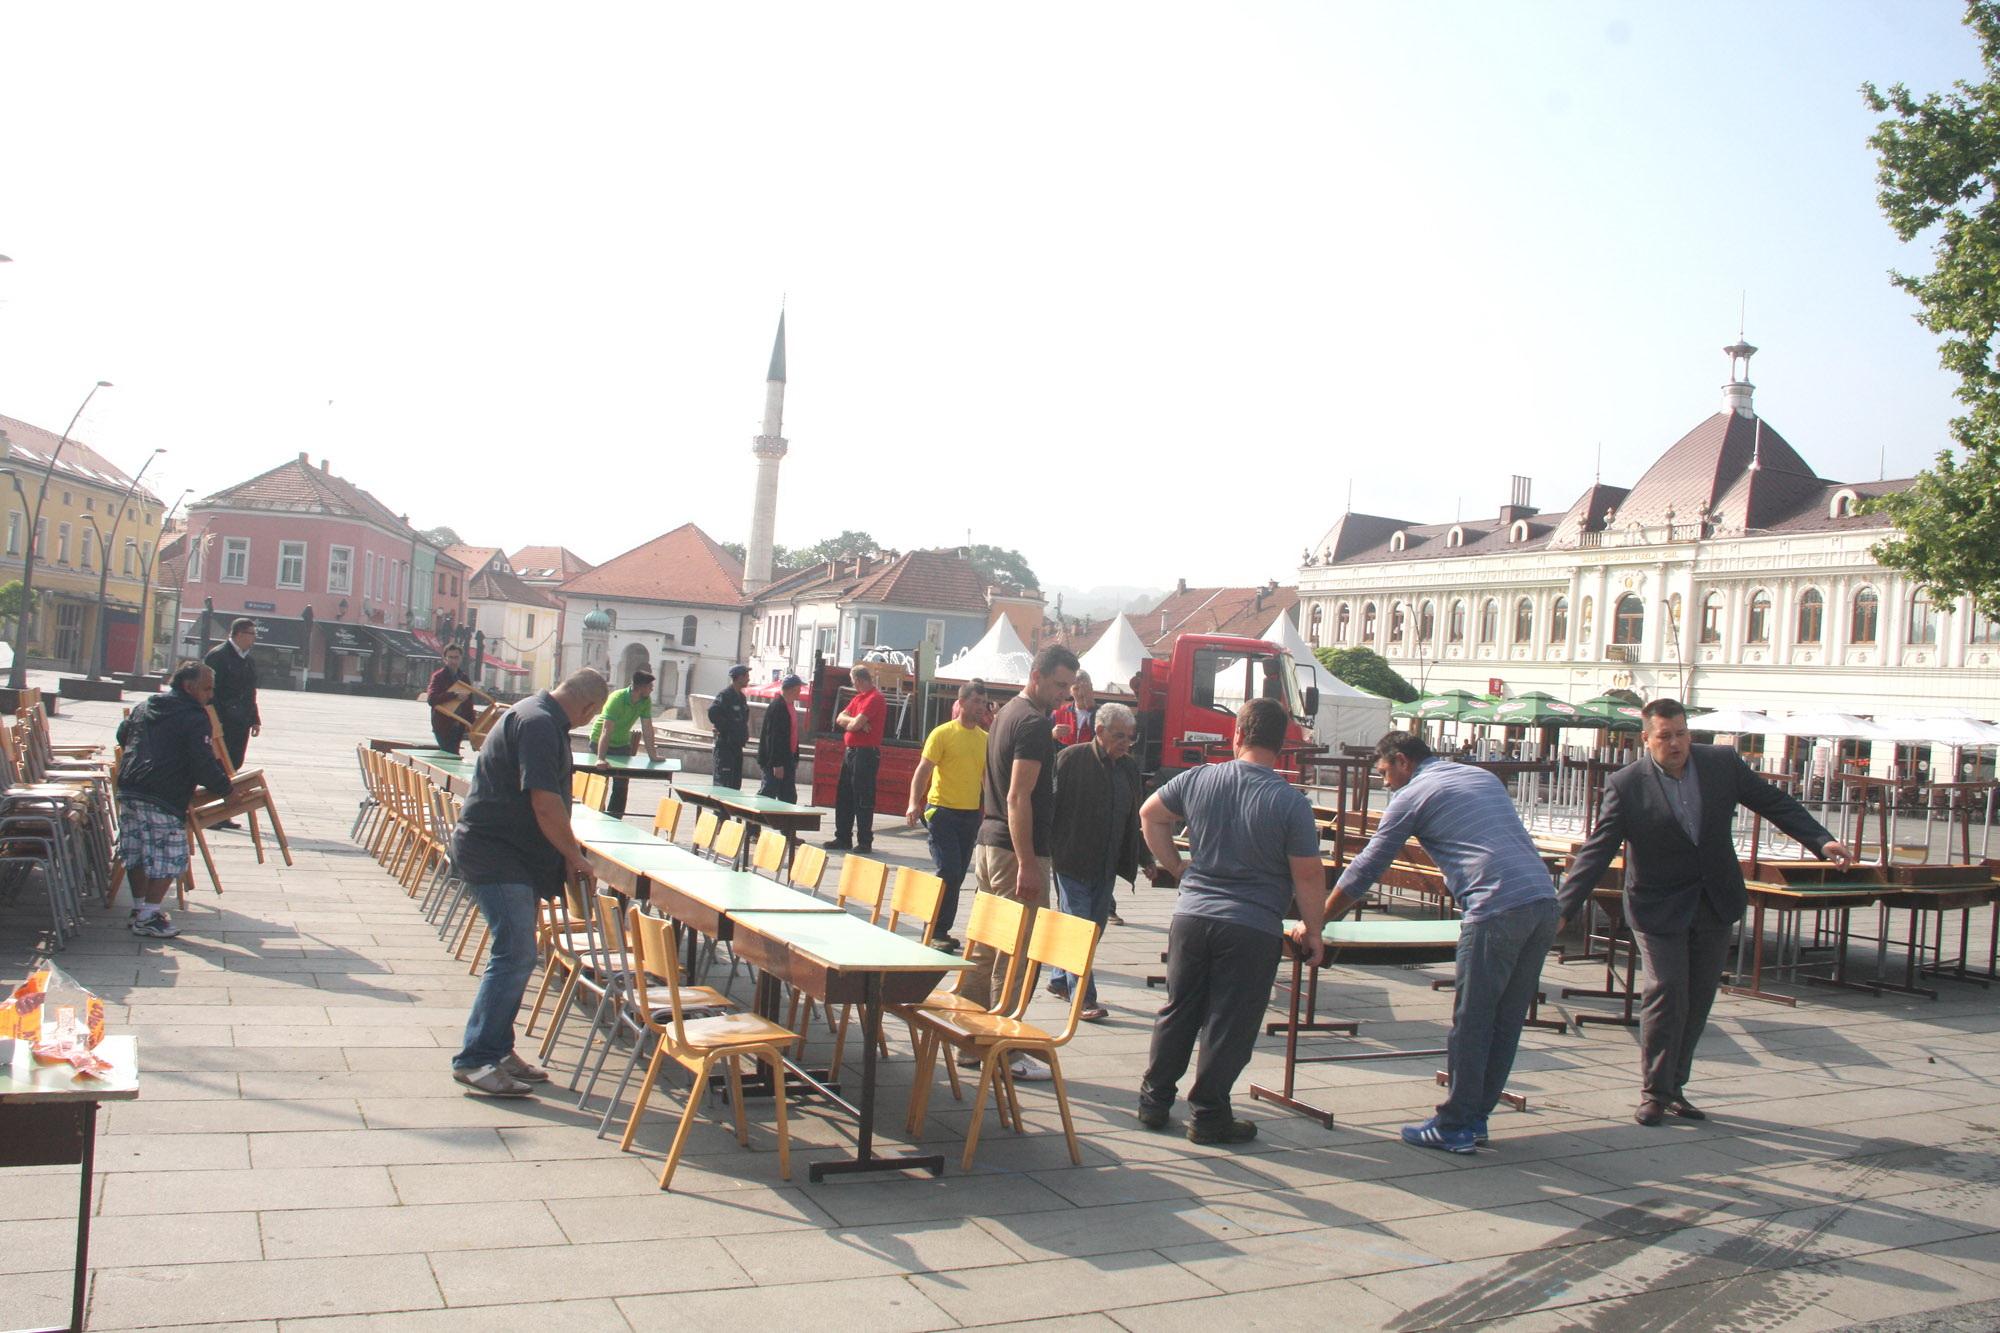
top-left (767, 311), bottom-right (786, 383)
top-left (557, 522), bottom-right (745, 609)
top-left (935, 614), bottom-right (1034, 685)
top-left (1075, 615), bottom-right (1151, 694)
top-left (1261, 612), bottom-right (1379, 700)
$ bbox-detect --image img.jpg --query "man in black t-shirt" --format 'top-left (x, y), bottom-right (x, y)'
top-left (958, 646), bottom-right (1080, 1071)
top-left (450, 668), bottom-right (608, 1097)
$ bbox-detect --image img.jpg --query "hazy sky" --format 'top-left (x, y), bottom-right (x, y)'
top-left (0, 2), bottom-right (1981, 590)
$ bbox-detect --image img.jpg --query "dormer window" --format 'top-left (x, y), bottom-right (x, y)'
top-left (1389, 531), bottom-right (1407, 552)
top-left (1829, 488), bottom-right (1859, 519)
top-left (1508, 520), bottom-right (1530, 543)
top-left (1446, 525), bottom-right (1465, 548)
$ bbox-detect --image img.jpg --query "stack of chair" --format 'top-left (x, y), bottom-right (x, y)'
top-left (0, 709), bottom-right (110, 948)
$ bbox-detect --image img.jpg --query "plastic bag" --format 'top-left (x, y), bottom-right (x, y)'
top-left (1, 964), bottom-right (109, 1076)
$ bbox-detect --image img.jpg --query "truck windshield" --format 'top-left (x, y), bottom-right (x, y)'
top-left (1190, 648), bottom-right (1307, 722)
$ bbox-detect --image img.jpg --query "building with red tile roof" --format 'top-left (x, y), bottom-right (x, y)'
top-left (555, 523), bottom-right (747, 714)
top-left (447, 547), bottom-right (560, 696)
top-left (1133, 581), bottom-right (1300, 657)
top-left (509, 545), bottom-right (595, 588)
top-left (1295, 339), bottom-right (1991, 729)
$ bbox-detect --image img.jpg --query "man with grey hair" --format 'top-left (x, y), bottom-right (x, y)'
top-left (1047, 700), bottom-right (1143, 1019)
top-left (450, 668), bottom-right (608, 1097)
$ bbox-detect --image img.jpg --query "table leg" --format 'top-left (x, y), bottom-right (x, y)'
top-left (71, 1102), bottom-right (96, 1333)
top-left (1251, 952), bottom-right (1337, 1128)
top-left (809, 973), bottom-right (946, 1180)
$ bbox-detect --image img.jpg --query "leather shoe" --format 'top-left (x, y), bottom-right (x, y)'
top-left (1666, 1096), bottom-right (1706, 1121)
top-left (1634, 1100), bottom-right (1665, 1126)
top-left (1136, 1105), bottom-right (1169, 1131)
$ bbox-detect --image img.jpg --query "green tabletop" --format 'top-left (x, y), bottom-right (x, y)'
top-left (573, 752), bottom-right (683, 775)
top-left (583, 841), bottom-right (733, 878)
top-left (730, 910), bottom-right (970, 973)
top-left (656, 869), bottom-right (844, 915)
top-left (570, 810), bottom-right (668, 845)
top-left (1285, 919), bottom-right (1465, 950)
top-left (0, 1035), bottom-right (141, 1103)
top-left (674, 780), bottom-right (826, 817)
top-left (405, 750), bottom-right (465, 765)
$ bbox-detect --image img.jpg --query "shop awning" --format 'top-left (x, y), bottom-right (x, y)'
top-left (477, 654), bottom-right (531, 676)
top-left (179, 616), bottom-right (307, 653)
top-left (321, 623), bottom-right (376, 657)
top-left (368, 627), bottom-right (441, 660)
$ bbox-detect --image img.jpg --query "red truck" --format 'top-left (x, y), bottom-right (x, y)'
top-left (808, 633), bottom-right (1322, 813)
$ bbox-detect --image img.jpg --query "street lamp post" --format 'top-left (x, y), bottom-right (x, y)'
top-left (85, 448), bottom-right (165, 680)
top-left (4, 381), bottom-right (112, 689)
top-left (129, 488), bottom-right (191, 678)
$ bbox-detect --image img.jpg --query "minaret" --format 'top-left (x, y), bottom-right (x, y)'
top-left (743, 311), bottom-right (787, 595)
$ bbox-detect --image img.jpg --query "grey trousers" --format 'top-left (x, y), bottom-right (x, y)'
top-left (1139, 915), bottom-right (1282, 1126)
top-left (1631, 921), bottom-right (1734, 1101)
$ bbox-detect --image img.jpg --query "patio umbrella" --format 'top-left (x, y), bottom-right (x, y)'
top-left (1870, 716), bottom-right (2000, 746)
top-left (1402, 689), bottom-right (1493, 723)
top-left (1762, 711), bottom-right (1898, 742)
top-left (1573, 695), bottom-right (1646, 732)
top-left (1462, 692), bottom-right (1586, 727)
top-left (1685, 707), bottom-right (1775, 734)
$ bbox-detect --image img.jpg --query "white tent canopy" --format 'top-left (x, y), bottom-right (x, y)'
top-left (934, 616), bottom-right (1034, 686)
top-left (1074, 617), bottom-right (1150, 696)
top-left (1870, 715), bottom-right (2000, 746)
top-left (1764, 711), bottom-right (1898, 741)
top-left (1689, 708), bottom-right (1777, 734)
top-left (1261, 612), bottom-right (1393, 751)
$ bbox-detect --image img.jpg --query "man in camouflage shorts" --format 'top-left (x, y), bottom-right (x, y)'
top-left (115, 662), bottom-right (233, 939)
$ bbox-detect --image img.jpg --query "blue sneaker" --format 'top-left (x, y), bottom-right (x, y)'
top-left (1472, 1117), bottom-right (1490, 1146)
top-left (1401, 1117), bottom-right (1478, 1154)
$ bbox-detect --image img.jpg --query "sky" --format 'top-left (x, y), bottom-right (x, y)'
top-left (0, 2), bottom-right (1984, 591)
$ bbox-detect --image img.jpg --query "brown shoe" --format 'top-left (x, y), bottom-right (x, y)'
top-left (1666, 1096), bottom-right (1706, 1120)
top-left (1635, 1099), bottom-right (1665, 1126)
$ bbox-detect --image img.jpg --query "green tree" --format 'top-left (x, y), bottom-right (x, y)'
top-left (796, 530), bottom-right (879, 565)
top-left (419, 525), bottom-right (463, 549)
top-left (965, 544), bottom-right (1038, 589)
top-left (1314, 645), bottom-right (1416, 703)
top-left (1862, 2), bottom-right (2000, 612)
top-left (719, 541), bottom-right (747, 564)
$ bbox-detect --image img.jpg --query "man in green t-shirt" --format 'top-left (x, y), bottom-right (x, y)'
top-left (590, 669), bottom-right (658, 817)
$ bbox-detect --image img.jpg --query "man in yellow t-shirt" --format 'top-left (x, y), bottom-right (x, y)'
top-left (906, 681), bottom-right (992, 951)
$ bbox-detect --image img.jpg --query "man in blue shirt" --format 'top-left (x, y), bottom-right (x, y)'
top-left (1138, 698), bottom-right (1326, 1145)
top-left (1328, 730), bottom-right (1559, 1154)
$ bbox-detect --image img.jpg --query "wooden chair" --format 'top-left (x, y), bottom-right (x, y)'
top-left (887, 866), bottom-right (946, 943)
top-left (710, 818), bottom-right (748, 866)
top-left (651, 796), bottom-right (685, 843)
top-left (907, 907), bottom-right (1101, 1169)
top-left (787, 843), bottom-right (828, 895)
top-left (571, 771), bottom-right (610, 812)
top-left (620, 905), bottom-right (796, 1189)
top-left (749, 828), bottom-right (787, 877)
top-left (434, 677), bottom-right (505, 750)
top-left (182, 702), bottom-right (295, 901)
top-left (789, 855), bottom-right (891, 1060)
top-left (581, 890), bottom-right (734, 1121)
top-left (893, 890), bottom-right (1029, 1103)
top-left (690, 810), bottom-right (720, 857)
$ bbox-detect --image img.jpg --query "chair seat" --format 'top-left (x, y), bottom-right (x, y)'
top-left (650, 985), bottom-right (732, 1014)
top-left (904, 990), bottom-right (987, 1016)
top-left (913, 1008), bottom-right (1056, 1047)
top-left (679, 1012), bottom-right (796, 1051)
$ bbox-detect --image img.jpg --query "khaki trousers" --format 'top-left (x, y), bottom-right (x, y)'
top-left (958, 844), bottom-right (1040, 1010)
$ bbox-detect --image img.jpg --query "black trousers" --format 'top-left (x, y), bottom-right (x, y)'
top-left (833, 747), bottom-right (880, 848)
top-left (758, 766), bottom-right (798, 804)
top-left (430, 715), bottom-right (467, 754)
top-left (1632, 921), bottom-right (1734, 1100)
top-left (1140, 915), bottom-right (1282, 1125)
top-left (219, 718), bottom-right (251, 770)
top-left (712, 741), bottom-right (743, 791)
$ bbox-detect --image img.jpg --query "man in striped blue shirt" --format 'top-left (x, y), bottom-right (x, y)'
top-left (1327, 731), bottom-right (1559, 1154)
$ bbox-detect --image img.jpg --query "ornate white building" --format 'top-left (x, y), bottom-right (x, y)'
top-left (1296, 342), bottom-right (2000, 720)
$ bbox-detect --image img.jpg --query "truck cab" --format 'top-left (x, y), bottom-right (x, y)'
top-left (1133, 633), bottom-right (1320, 783)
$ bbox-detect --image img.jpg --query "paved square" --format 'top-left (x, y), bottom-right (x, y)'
top-left (4, 681), bottom-right (1998, 1330)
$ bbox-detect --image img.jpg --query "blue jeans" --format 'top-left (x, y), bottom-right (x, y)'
top-left (454, 881), bottom-right (542, 1071)
top-left (1051, 872), bottom-right (1116, 1007)
top-left (925, 806), bottom-right (981, 936)
top-left (1436, 897), bottom-right (1560, 1129)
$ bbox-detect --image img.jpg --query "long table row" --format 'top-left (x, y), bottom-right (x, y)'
top-left (400, 749), bottom-right (970, 1181)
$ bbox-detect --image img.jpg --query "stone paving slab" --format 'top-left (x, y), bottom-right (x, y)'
top-left (3, 680), bottom-right (1998, 1330)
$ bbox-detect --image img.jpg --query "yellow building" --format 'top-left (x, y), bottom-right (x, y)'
top-left (0, 413), bottom-right (172, 676)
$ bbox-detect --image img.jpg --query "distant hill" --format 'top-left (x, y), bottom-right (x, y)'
top-left (1047, 584), bottom-right (1167, 620)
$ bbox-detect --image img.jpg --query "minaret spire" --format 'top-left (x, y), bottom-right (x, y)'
top-left (743, 309), bottom-right (789, 595)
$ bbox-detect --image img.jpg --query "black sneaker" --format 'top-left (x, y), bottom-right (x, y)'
top-left (823, 839), bottom-right (853, 851)
top-left (934, 936), bottom-right (961, 954)
top-left (1188, 1118), bottom-right (1258, 1145)
top-left (1137, 1105), bottom-right (1169, 1131)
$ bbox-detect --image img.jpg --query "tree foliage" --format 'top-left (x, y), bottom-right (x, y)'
top-left (419, 525), bottom-right (463, 549)
top-left (1862, 2), bottom-right (2000, 610)
top-left (0, 581), bottom-right (21, 619)
top-left (965, 544), bottom-right (1038, 589)
top-left (793, 530), bottom-right (880, 566)
top-left (1314, 645), bottom-right (1417, 703)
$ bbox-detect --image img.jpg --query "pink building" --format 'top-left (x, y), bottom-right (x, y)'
top-left (179, 453), bottom-right (468, 689)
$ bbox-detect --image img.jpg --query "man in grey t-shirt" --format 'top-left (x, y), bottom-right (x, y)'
top-left (1137, 698), bottom-right (1326, 1144)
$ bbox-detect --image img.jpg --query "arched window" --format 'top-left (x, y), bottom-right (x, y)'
top-left (1478, 599), bottom-right (1498, 644)
top-left (1612, 594), bottom-right (1645, 645)
top-left (1796, 589), bottom-right (1824, 643)
top-left (1389, 602), bottom-right (1407, 644)
top-left (1361, 602), bottom-right (1377, 642)
top-left (1970, 603), bottom-right (2000, 644)
top-left (1308, 603), bottom-right (1324, 646)
top-left (1699, 591), bottom-right (1724, 644)
top-left (1509, 519), bottom-right (1530, 543)
top-left (1335, 604), bottom-right (1351, 643)
top-left (1448, 600), bottom-right (1466, 643)
top-left (1579, 596), bottom-right (1594, 643)
top-left (1746, 590), bottom-right (1772, 644)
top-left (1418, 601), bottom-right (1436, 644)
top-left (1513, 597), bottom-right (1534, 642)
top-left (1907, 590), bottom-right (1937, 645)
top-left (1447, 526), bottom-right (1465, 548)
top-left (681, 614), bottom-right (698, 646)
top-left (1829, 488), bottom-right (1858, 519)
top-left (1389, 531), bottom-right (1407, 552)
top-left (1550, 596), bottom-right (1569, 641)
top-left (1851, 587), bottom-right (1879, 644)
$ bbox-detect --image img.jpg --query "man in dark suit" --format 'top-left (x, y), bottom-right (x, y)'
top-left (757, 673), bottom-right (804, 803)
top-left (1557, 698), bottom-right (1850, 1126)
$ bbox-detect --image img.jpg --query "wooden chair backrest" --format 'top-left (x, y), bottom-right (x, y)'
top-left (712, 819), bottom-right (748, 863)
top-left (202, 704), bottom-right (239, 778)
top-left (750, 828), bottom-right (787, 875)
top-left (834, 855), bottom-right (890, 921)
top-left (652, 797), bottom-right (685, 842)
top-left (950, 892), bottom-right (1030, 1008)
top-left (627, 906), bottom-right (692, 1045)
top-left (788, 843), bottom-right (828, 893)
top-left (1009, 908), bottom-right (1101, 1038)
top-left (691, 810), bottom-right (720, 852)
top-left (887, 866), bottom-right (946, 943)
top-left (594, 889), bottom-right (635, 977)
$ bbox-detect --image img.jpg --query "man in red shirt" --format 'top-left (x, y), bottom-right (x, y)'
top-left (828, 665), bottom-right (888, 852)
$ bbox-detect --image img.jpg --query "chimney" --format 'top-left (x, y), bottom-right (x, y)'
top-left (298, 450), bottom-right (309, 463)
top-left (1254, 588), bottom-right (1267, 612)
top-left (320, 458), bottom-right (332, 473)
top-left (1497, 475), bottom-right (1538, 526)
top-left (1175, 578), bottom-right (1187, 595)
